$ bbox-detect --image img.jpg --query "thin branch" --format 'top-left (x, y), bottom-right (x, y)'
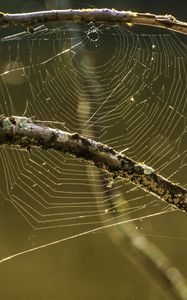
top-left (0, 116), bottom-right (187, 212)
top-left (1, 115), bottom-right (187, 299)
top-left (1, 12), bottom-right (187, 300)
top-left (0, 9), bottom-right (187, 35)
top-left (0, 216), bottom-right (187, 300)
top-left (113, 221), bottom-right (187, 300)
top-left (1, 215), bottom-right (187, 300)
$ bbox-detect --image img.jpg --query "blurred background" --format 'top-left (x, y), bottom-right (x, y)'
top-left (0, 1), bottom-right (187, 300)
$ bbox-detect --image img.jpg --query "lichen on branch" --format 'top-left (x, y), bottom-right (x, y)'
top-left (0, 115), bottom-right (187, 213)
top-left (0, 9), bottom-right (187, 35)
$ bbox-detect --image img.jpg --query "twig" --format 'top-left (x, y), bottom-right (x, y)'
top-left (1, 115), bottom-right (187, 299)
top-left (1, 216), bottom-right (187, 300)
top-left (0, 116), bottom-right (187, 212)
top-left (113, 221), bottom-right (187, 300)
top-left (0, 9), bottom-right (187, 35)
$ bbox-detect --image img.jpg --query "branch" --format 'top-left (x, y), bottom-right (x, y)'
top-left (113, 221), bottom-right (187, 300)
top-left (1, 116), bottom-right (187, 299)
top-left (0, 116), bottom-right (187, 213)
top-left (0, 9), bottom-right (187, 35)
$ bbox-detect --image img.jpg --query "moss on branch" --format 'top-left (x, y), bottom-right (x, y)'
top-left (0, 115), bottom-right (187, 213)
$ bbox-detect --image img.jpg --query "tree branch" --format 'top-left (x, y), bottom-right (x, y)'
top-left (1, 115), bottom-right (187, 299)
top-left (0, 116), bottom-right (186, 212)
top-left (0, 9), bottom-right (187, 35)
top-left (113, 221), bottom-right (187, 300)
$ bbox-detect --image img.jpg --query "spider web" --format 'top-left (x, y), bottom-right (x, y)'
top-left (0, 21), bottom-right (187, 262)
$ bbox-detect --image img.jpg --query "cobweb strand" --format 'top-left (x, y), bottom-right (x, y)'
top-left (1, 115), bottom-right (187, 213)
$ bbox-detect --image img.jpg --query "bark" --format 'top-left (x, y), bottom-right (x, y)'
top-left (0, 9), bottom-right (187, 35)
top-left (0, 115), bottom-right (187, 213)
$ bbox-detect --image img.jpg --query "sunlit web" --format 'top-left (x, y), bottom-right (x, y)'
top-left (0, 21), bottom-right (187, 261)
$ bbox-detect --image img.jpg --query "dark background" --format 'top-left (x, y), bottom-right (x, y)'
top-left (0, 0), bottom-right (187, 20)
top-left (0, 1), bottom-right (187, 300)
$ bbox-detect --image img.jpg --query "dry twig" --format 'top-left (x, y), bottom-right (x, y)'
top-left (0, 9), bottom-right (187, 35)
top-left (0, 116), bottom-right (187, 213)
